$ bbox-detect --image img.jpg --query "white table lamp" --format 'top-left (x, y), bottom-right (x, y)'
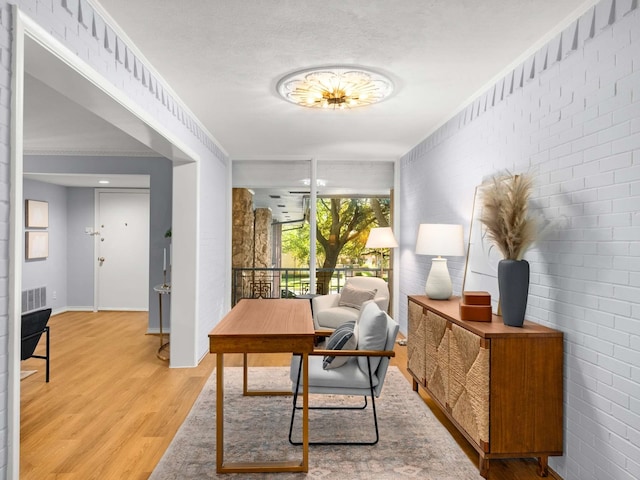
top-left (366, 227), bottom-right (398, 273)
top-left (415, 224), bottom-right (465, 299)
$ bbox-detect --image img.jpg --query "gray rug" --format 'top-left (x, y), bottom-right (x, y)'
top-left (150, 366), bottom-right (483, 479)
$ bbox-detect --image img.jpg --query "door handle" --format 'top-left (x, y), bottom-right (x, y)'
top-left (98, 257), bottom-right (105, 266)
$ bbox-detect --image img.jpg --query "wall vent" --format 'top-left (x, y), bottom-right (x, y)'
top-left (22, 287), bottom-right (47, 313)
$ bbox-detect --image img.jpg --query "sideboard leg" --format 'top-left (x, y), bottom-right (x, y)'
top-left (412, 378), bottom-right (418, 392)
top-left (479, 456), bottom-right (489, 478)
top-left (537, 456), bottom-right (549, 477)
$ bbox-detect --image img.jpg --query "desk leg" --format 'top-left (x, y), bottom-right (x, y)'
top-left (302, 352), bottom-right (309, 472)
top-left (216, 353), bottom-right (224, 472)
top-left (243, 353), bottom-right (248, 394)
top-left (216, 351), bottom-right (308, 473)
top-left (242, 352), bottom-right (293, 397)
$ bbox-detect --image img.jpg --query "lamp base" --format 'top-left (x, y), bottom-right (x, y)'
top-left (425, 257), bottom-right (452, 300)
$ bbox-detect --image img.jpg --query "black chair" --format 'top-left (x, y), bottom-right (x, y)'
top-left (21, 308), bottom-right (52, 382)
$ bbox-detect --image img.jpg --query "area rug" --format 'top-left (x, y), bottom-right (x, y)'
top-left (150, 366), bottom-right (483, 479)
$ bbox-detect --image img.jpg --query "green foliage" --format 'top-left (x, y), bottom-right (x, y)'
top-left (281, 223), bottom-right (312, 265)
top-left (281, 197), bottom-right (391, 268)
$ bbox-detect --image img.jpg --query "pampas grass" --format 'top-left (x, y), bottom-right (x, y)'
top-left (479, 173), bottom-right (537, 260)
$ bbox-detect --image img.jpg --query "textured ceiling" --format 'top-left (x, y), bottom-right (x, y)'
top-left (93, 0), bottom-right (595, 161)
top-left (22, 1), bottom-right (596, 220)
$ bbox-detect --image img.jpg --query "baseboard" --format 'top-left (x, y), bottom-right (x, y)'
top-left (147, 328), bottom-right (171, 335)
top-left (96, 307), bottom-right (148, 312)
top-left (51, 306), bottom-right (94, 316)
top-left (549, 466), bottom-right (563, 480)
top-left (51, 307), bottom-right (150, 315)
top-left (197, 349), bottom-right (208, 365)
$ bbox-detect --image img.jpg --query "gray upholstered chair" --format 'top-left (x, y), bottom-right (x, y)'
top-left (289, 301), bottom-right (399, 445)
top-left (312, 276), bottom-right (390, 331)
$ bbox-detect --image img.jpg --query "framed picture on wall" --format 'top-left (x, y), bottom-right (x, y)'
top-left (26, 231), bottom-right (49, 259)
top-left (462, 184), bottom-right (501, 313)
top-left (26, 199), bottom-right (49, 228)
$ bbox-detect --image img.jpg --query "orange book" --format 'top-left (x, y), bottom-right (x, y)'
top-left (459, 303), bottom-right (493, 322)
top-left (462, 291), bottom-right (491, 306)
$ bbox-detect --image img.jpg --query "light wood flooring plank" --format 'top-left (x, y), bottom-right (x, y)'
top-left (20, 311), bottom-right (556, 480)
top-left (20, 311), bottom-right (216, 480)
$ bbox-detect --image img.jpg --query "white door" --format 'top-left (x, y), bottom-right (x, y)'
top-left (96, 190), bottom-right (150, 310)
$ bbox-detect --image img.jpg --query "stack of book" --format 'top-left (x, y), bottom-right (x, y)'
top-left (459, 291), bottom-right (492, 322)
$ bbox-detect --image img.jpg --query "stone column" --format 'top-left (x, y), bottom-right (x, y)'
top-left (232, 188), bottom-right (254, 267)
top-left (253, 208), bottom-right (272, 268)
top-left (232, 188), bottom-right (254, 302)
top-left (253, 207), bottom-right (274, 298)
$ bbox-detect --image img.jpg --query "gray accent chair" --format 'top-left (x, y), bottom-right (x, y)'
top-left (289, 302), bottom-right (399, 445)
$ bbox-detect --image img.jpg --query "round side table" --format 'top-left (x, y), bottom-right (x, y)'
top-left (153, 283), bottom-right (171, 361)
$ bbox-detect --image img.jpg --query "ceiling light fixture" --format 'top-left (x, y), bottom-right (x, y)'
top-left (98, 180), bottom-right (110, 184)
top-left (277, 66), bottom-right (393, 110)
top-left (302, 178), bottom-right (326, 187)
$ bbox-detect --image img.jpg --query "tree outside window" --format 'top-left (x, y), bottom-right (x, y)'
top-left (282, 196), bottom-right (391, 291)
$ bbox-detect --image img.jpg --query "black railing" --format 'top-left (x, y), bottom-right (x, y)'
top-left (232, 267), bottom-right (389, 306)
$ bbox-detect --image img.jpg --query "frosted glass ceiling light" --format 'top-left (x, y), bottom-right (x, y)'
top-left (277, 66), bottom-right (393, 109)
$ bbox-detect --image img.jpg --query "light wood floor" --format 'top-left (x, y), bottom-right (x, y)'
top-left (20, 311), bottom-right (557, 479)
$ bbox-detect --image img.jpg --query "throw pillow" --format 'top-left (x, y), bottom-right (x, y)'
top-left (353, 300), bottom-right (388, 374)
top-left (338, 283), bottom-right (377, 310)
top-left (322, 321), bottom-right (357, 370)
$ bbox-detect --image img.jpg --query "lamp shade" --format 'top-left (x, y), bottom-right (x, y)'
top-left (415, 224), bottom-right (465, 300)
top-left (365, 227), bottom-right (398, 249)
top-left (415, 224), bottom-right (465, 257)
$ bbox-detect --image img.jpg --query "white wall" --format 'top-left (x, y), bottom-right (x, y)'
top-left (0, 0), bottom-right (230, 475)
top-left (400, 3), bottom-right (640, 480)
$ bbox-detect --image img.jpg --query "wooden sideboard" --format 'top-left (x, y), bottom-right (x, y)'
top-left (407, 295), bottom-right (563, 478)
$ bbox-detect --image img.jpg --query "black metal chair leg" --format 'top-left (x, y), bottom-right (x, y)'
top-left (44, 326), bottom-right (50, 383)
top-left (289, 356), bottom-right (380, 446)
top-left (288, 355), bottom-right (303, 444)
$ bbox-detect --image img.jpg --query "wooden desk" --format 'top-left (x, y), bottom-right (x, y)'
top-left (208, 298), bottom-right (315, 474)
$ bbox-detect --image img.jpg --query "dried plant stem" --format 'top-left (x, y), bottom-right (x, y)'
top-left (479, 173), bottom-right (536, 260)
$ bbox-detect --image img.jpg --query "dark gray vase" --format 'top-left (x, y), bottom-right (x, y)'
top-left (498, 259), bottom-right (530, 327)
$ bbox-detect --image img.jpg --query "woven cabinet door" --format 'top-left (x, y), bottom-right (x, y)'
top-left (407, 300), bottom-right (427, 384)
top-left (448, 323), bottom-right (490, 449)
top-left (424, 311), bottom-right (449, 409)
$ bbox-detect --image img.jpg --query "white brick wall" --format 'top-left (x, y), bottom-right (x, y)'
top-left (0, 2), bottom-right (12, 477)
top-left (400, 2), bottom-right (640, 479)
top-left (0, 0), bottom-right (229, 477)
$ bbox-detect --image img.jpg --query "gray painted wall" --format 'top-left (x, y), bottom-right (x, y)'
top-left (66, 187), bottom-right (95, 308)
top-left (22, 179), bottom-right (68, 311)
top-left (400, 4), bottom-right (640, 480)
